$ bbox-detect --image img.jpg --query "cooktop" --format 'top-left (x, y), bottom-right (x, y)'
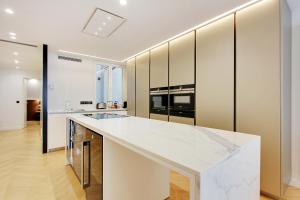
top-left (83, 113), bottom-right (129, 120)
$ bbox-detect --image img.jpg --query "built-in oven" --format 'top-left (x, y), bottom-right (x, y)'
top-left (150, 87), bottom-right (168, 115)
top-left (169, 84), bottom-right (195, 118)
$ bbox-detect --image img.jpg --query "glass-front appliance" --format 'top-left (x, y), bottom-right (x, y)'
top-left (169, 84), bottom-right (195, 118)
top-left (150, 87), bottom-right (168, 115)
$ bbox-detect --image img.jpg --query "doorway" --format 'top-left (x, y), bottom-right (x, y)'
top-left (24, 78), bottom-right (41, 125)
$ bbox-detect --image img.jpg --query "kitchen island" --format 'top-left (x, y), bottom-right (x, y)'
top-left (66, 114), bottom-right (260, 200)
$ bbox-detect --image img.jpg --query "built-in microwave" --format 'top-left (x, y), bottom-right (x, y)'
top-left (150, 87), bottom-right (168, 115)
top-left (169, 84), bottom-right (195, 118)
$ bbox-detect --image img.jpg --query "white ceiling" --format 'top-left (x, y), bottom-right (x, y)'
top-left (0, 41), bottom-right (41, 70)
top-left (0, 0), bottom-right (298, 67)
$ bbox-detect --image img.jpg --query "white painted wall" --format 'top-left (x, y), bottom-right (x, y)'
top-left (48, 51), bottom-right (98, 111)
top-left (291, 7), bottom-right (300, 188)
top-left (27, 78), bottom-right (41, 100)
top-left (48, 51), bottom-right (125, 111)
top-left (0, 68), bottom-right (41, 131)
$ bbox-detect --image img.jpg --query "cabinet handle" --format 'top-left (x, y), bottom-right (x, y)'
top-left (81, 140), bottom-right (91, 189)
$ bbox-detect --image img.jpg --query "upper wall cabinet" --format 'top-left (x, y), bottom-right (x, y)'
top-left (150, 44), bottom-right (168, 88)
top-left (196, 15), bottom-right (234, 131)
top-left (136, 52), bottom-right (150, 118)
top-left (126, 58), bottom-right (136, 116)
top-left (169, 32), bottom-right (195, 86)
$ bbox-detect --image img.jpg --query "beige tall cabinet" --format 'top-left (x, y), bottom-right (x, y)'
top-left (150, 44), bottom-right (169, 121)
top-left (195, 15), bottom-right (234, 131)
top-left (169, 32), bottom-right (195, 86)
top-left (126, 58), bottom-right (136, 116)
top-left (136, 52), bottom-right (150, 118)
top-left (236, 0), bottom-right (291, 197)
top-left (150, 44), bottom-right (168, 88)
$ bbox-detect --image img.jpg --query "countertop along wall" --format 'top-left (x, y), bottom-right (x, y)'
top-left (0, 68), bottom-right (41, 131)
top-left (291, 5), bottom-right (300, 188)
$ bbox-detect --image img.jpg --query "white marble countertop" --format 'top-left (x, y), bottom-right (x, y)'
top-left (67, 114), bottom-right (260, 176)
top-left (49, 108), bottom-right (127, 114)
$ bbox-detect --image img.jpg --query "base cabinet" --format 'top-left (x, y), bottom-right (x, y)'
top-left (48, 114), bottom-right (67, 151)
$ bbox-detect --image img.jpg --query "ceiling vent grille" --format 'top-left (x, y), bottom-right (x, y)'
top-left (58, 55), bottom-right (82, 63)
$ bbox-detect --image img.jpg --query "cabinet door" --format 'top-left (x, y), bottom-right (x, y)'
top-left (169, 32), bottom-right (195, 86)
top-left (169, 116), bottom-right (194, 125)
top-left (150, 44), bottom-right (168, 88)
top-left (236, 0), bottom-right (281, 196)
top-left (48, 114), bottom-right (67, 150)
top-left (150, 114), bottom-right (168, 122)
top-left (136, 52), bottom-right (150, 118)
top-left (126, 58), bottom-right (136, 116)
top-left (196, 15), bottom-right (234, 131)
top-left (85, 130), bottom-right (103, 200)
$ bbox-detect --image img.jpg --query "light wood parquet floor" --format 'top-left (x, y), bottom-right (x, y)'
top-left (0, 123), bottom-right (299, 200)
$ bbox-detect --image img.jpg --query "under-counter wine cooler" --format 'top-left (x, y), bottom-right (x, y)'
top-left (66, 120), bottom-right (103, 200)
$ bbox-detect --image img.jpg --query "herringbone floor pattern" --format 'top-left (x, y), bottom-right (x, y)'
top-left (0, 123), bottom-right (85, 200)
top-left (0, 123), bottom-right (299, 200)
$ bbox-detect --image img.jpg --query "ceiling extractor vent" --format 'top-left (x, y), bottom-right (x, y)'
top-left (83, 8), bottom-right (126, 38)
top-left (58, 55), bottom-right (82, 63)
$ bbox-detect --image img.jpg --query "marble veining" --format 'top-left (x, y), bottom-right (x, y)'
top-left (67, 114), bottom-right (260, 200)
top-left (68, 114), bottom-right (259, 175)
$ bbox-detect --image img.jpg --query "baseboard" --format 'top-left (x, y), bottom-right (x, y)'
top-left (290, 178), bottom-right (300, 189)
top-left (48, 147), bottom-right (65, 152)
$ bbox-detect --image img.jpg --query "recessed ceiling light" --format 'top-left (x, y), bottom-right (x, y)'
top-left (5, 8), bottom-right (14, 14)
top-left (9, 32), bottom-right (16, 36)
top-left (16, 66), bottom-right (20, 69)
top-left (107, 16), bottom-right (112, 20)
top-left (10, 36), bottom-right (16, 40)
top-left (120, 0), bottom-right (127, 6)
top-left (14, 60), bottom-right (19, 64)
top-left (13, 52), bottom-right (19, 56)
top-left (102, 22), bottom-right (107, 26)
top-left (98, 27), bottom-right (102, 31)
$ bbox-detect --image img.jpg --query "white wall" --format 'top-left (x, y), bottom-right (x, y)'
top-left (48, 51), bottom-right (125, 111)
top-left (48, 52), bottom-right (97, 111)
top-left (27, 78), bottom-right (41, 100)
top-left (291, 8), bottom-right (300, 188)
top-left (0, 68), bottom-right (41, 131)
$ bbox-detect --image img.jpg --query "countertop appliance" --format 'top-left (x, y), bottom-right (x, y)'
top-left (150, 87), bottom-right (168, 115)
top-left (96, 103), bottom-right (106, 109)
top-left (83, 113), bottom-right (128, 120)
top-left (67, 120), bottom-right (103, 200)
top-left (169, 84), bottom-right (195, 118)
